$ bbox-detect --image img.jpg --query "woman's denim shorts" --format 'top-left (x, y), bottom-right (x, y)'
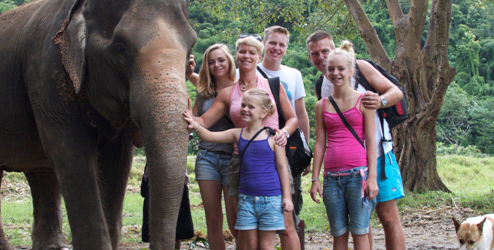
top-left (195, 149), bottom-right (231, 186)
top-left (235, 194), bottom-right (285, 231)
top-left (322, 166), bottom-right (376, 237)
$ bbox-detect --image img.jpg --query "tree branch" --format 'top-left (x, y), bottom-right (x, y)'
top-left (343, 0), bottom-right (390, 66)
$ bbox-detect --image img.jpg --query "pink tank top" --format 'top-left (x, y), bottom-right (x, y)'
top-left (230, 76), bottom-right (279, 154)
top-left (323, 95), bottom-right (367, 173)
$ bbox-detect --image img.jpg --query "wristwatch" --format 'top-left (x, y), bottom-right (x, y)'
top-left (281, 128), bottom-right (290, 139)
top-left (380, 96), bottom-right (387, 108)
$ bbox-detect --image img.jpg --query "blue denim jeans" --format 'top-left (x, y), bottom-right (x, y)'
top-left (323, 167), bottom-right (377, 237)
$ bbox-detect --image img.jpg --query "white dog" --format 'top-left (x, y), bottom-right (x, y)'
top-left (453, 214), bottom-right (494, 250)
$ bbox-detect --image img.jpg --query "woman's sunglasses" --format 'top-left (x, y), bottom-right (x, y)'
top-left (239, 33), bottom-right (263, 42)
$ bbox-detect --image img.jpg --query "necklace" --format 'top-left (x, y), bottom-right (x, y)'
top-left (240, 86), bottom-right (247, 92)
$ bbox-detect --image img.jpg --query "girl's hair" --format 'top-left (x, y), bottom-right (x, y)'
top-left (243, 88), bottom-right (276, 117)
top-left (326, 40), bottom-right (356, 70)
top-left (235, 36), bottom-right (264, 55)
top-left (197, 44), bottom-right (236, 98)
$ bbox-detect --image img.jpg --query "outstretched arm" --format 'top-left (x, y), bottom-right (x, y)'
top-left (184, 110), bottom-right (238, 144)
top-left (192, 87), bottom-right (231, 130)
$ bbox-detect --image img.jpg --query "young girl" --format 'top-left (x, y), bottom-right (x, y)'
top-left (184, 88), bottom-right (293, 250)
top-left (310, 40), bottom-right (379, 250)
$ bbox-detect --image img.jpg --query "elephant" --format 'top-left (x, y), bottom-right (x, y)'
top-left (0, 0), bottom-right (196, 249)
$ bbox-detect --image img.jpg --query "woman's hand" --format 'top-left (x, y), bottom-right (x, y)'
top-left (365, 177), bottom-right (379, 200)
top-left (273, 129), bottom-right (287, 147)
top-left (310, 180), bottom-right (322, 204)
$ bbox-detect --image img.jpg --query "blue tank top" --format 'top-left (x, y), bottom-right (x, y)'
top-left (237, 129), bottom-right (281, 196)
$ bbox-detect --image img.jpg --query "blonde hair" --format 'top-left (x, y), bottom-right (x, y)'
top-left (264, 25), bottom-right (289, 43)
top-left (235, 36), bottom-right (264, 55)
top-left (197, 44), bottom-right (236, 98)
top-left (326, 40), bottom-right (356, 70)
top-left (243, 88), bottom-right (276, 118)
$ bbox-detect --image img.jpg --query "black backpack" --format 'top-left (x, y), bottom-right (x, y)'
top-left (315, 59), bottom-right (408, 130)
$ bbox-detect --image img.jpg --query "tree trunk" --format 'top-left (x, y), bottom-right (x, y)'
top-left (343, 0), bottom-right (456, 192)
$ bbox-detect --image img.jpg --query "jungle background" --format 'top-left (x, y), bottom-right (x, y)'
top-left (2, 0), bottom-right (493, 165)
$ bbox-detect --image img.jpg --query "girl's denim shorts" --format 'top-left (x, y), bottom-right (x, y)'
top-left (235, 194), bottom-right (285, 231)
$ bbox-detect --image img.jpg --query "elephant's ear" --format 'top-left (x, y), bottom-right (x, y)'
top-left (53, 0), bottom-right (86, 94)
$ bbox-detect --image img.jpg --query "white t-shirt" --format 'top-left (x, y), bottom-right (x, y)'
top-left (321, 76), bottom-right (393, 156)
top-left (236, 64), bottom-right (306, 109)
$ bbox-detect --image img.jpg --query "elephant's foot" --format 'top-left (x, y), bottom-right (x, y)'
top-left (32, 234), bottom-right (71, 250)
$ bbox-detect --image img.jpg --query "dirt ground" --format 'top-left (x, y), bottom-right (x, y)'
top-left (116, 205), bottom-right (465, 250)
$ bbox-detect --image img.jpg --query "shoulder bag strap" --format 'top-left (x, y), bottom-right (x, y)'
top-left (328, 96), bottom-right (364, 148)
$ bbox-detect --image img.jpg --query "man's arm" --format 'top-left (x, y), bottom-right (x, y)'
top-left (356, 60), bottom-right (403, 109)
top-left (295, 98), bottom-right (310, 144)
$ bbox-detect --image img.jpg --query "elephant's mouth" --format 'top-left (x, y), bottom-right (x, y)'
top-left (130, 120), bottom-right (143, 148)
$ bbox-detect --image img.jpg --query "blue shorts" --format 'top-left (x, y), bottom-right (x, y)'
top-left (323, 167), bottom-right (377, 237)
top-left (195, 149), bottom-right (231, 186)
top-left (376, 150), bottom-right (405, 203)
top-left (235, 194), bottom-right (285, 231)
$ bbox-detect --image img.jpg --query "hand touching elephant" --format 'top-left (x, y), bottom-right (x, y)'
top-left (0, 0), bottom-right (196, 249)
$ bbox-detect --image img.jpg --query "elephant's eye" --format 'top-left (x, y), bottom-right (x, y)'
top-left (114, 43), bottom-right (127, 53)
top-left (108, 43), bottom-right (130, 68)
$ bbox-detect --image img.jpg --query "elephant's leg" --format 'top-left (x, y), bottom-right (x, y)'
top-left (0, 171), bottom-right (14, 250)
top-left (24, 169), bottom-right (70, 250)
top-left (97, 129), bottom-right (134, 249)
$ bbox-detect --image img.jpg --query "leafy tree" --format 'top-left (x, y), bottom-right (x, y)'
top-left (0, 0), bottom-right (17, 13)
top-left (342, 0), bottom-right (455, 192)
top-left (464, 97), bottom-right (494, 154)
top-left (437, 83), bottom-right (473, 152)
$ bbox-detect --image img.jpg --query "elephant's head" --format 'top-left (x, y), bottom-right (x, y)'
top-left (54, 0), bottom-right (196, 248)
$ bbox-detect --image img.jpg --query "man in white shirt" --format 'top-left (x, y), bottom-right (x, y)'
top-left (259, 25), bottom-right (309, 250)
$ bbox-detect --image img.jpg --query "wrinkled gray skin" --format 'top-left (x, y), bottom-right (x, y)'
top-left (0, 0), bottom-right (196, 249)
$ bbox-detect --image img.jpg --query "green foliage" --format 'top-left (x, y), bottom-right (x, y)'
top-left (0, 0), bottom-right (17, 13)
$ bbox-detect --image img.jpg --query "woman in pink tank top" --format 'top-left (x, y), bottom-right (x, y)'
top-left (310, 40), bottom-right (378, 250)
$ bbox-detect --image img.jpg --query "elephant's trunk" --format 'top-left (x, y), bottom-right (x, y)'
top-left (130, 34), bottom-right (190, 249)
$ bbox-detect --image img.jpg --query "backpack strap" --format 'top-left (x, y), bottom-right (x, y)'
top-left (315, 75), bottom-right (324, 100)
top-left (257, 65), bottom-right (268, 79)
top-left (267, 76), bottom-right (286, 128)
top-left (328, 96), bottom-right (364, 148)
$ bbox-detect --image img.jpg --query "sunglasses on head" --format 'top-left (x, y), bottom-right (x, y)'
top-left (239, 33), bottom-right (263, 42)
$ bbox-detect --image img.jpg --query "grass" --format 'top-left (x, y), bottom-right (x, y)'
top-left (2, 154), bottom-right (494, 247)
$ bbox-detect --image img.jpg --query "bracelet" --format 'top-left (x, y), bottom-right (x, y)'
top-left (311, 178), bottom-right (320, 182)
top-left (193, 122), bottom-right (201, 132)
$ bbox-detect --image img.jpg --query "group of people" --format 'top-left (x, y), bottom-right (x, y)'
top-left (144, 26), bottom-right (407, 250)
